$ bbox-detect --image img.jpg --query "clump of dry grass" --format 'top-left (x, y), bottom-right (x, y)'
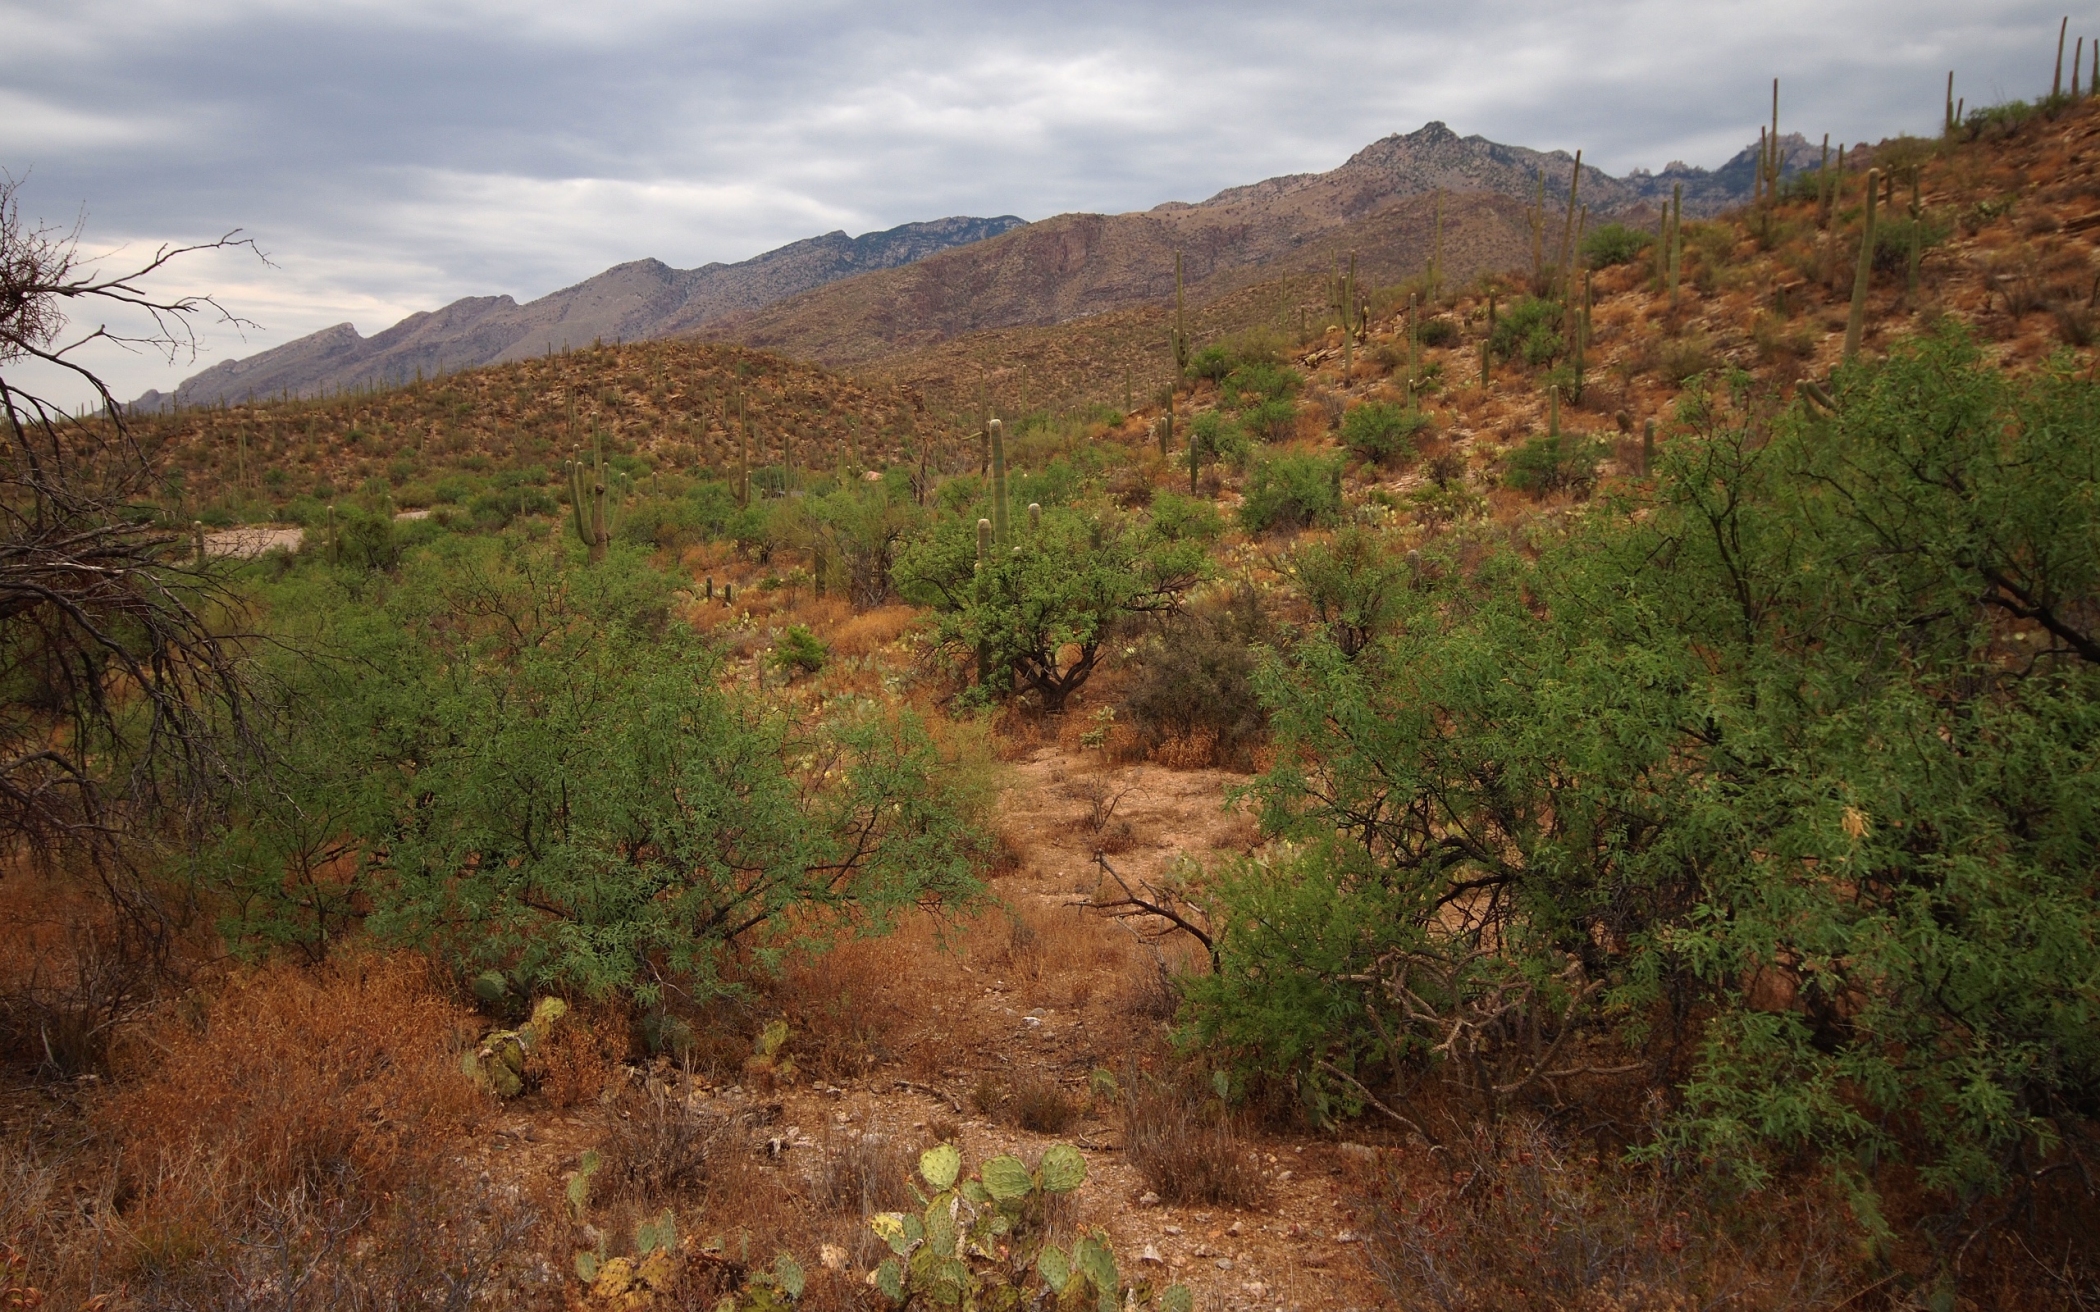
top-left (1122, 1076), bottom-right (1267, 1209)
top-left (1009, 1080), bottom-right (1081, 1135)
top-left (1361, 1117), bottom-right (1856, 1312)
top-left (525, 999), bottom-right (629, 1108)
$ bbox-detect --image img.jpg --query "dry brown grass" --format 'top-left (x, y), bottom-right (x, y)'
top-left (1121, 1075), bottom-right (1269, 1210)
top-left (526, 999), bottom-right (630, 1108)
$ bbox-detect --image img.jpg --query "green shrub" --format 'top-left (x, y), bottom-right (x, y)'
top-left (769, 625), bottom-right (829, 677)
top-left (1503, 431), bottom-right (1604, 498)
top-left (1188, 411), bottom-right (1250, 469)
top-left (1487, 297), bottom-right (1566, 368)
top-left (1239, 452), bottom-right (1342, 534)
top-left (212, 537), bottom-right (991, 998)
top-left (1147, 491), bottom-right (1224, 543)
top-left (1121, 620), bottom-right (1267, 767)
top-left (1221, 362), bottom-right (1302, 409)
top-left (1581, 222), bottom-right (1655, 269)
top-left (1339, 402), bottom-right (1428, 464)
top-left (1242, 397), bottom-right (1300, 443)
top-left (1420, 317), bottom-right (1460, 349)
top-left (1186, 326), bottom-right (2100, 1234)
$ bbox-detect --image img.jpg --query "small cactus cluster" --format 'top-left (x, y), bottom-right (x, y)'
top-left (866, 1143), bottom-right (1191, 1312)
top-left (459, 994), bottom-right (567, 1098)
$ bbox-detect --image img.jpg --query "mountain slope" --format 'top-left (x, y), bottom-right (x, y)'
top-left (701, 122), bottom-right (1805, 369)
top-left (132, 215), bottom-right (1023, 410)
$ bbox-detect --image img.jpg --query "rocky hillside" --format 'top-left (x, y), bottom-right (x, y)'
top-left (131, 215), bottom-right (1022, 411)
top-left (701, 122), bottom-right (1802, 370)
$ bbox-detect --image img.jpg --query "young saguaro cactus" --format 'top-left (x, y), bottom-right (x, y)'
top-left (567, 434), bottom-right (616, 564)
top-left (1844, 168), bottom-right (1883, 361)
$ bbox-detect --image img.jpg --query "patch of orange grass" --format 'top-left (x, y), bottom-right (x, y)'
top-left (103, 952), bottom-right (485, 1228)
top-left (828, 605), bottom-right (919, 657)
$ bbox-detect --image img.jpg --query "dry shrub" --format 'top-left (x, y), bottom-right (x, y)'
top-left (829, 604), bottom-right (917, 657)
top-left (771, 928), bottom-right (923, 1083)
top-left (596, 1080), bottom-right (723, 1204)
top-left (104, 952), bottom-right (484, 1235)
top-left (1151, 728), bottom-right (1220, 771)
top-left (1362, 1118), bottom-right (1855, 1312)
top-left (815, 1131), bottom-right (915, 1217)
top-left (1122, 1077), bottom-right (1267, 1209)
top-left (525, 1000), bottom-right (629, 1108)
top-left (0, 871), bottom-right (163, 1078)
top-left (1010, 1080), bottom-right (1081, 1135)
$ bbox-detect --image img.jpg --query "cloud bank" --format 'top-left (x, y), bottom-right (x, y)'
top-left (0, 0), bottom-right (2073, 402)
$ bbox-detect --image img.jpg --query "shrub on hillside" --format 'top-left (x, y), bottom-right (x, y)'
top-left (1487, 296), bottom-right (1566, 368)
top-left (1121, 620), bottom-right (1267, 769)
top-left (1243, 396), bottom-right (1300, 443)
top-left (1339, 401), bottom-right (1428, 464)
top-left (1420, 316), bottom-right (1460, 348)
top-left (1239, 452), bottom-right (1342, 534)
top-left (1504, 431), bottom-right (1604, 498)
top-left (1581, 222), bottom-right (1655, 269)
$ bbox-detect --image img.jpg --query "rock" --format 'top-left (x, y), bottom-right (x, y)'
top-left (1337, 1142), bottom-right (1378, 1164)
top-left (1227, 1221), bottom-right (1242, 1236)
top-left (1215, 1258), bottom-right (1234, 1271)
top-left (1242, 1282), bottom-right (1270, 1298)
top-left (820, 1244), bottom-right (848, 1271)
top-left (1335, 1229), bottom-right (1358, 1243)
top-left (1139, 1244), bottom-right (1164, 1265)
top-left (1137, 1191), bottom-right (1161, 1207)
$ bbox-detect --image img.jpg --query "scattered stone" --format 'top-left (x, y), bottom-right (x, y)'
top-left (1137, 1191), bottom-right (1161, 1207)
top-left (1227, 1221), bottom-right (1243, 1236)
top-left (1139, 1244), bottom-right (1164, 1265)
top-left (1242, 1282), bottom-right (1269, 1298)
top-left (1215, 1258), bottom-right (1234, 1271)
top-left (1334, 1229), bottom-right (1358, 1243)
top-left (820, 1244), bottom-right (848, 1271)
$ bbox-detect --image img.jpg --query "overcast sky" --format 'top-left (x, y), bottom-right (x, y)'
top-left (0, 0), bottom-right (2076, 403)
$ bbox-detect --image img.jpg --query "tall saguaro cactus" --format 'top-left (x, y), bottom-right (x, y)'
top-left (988, 417), bottom-right (1010, 547)
top-left (1844, 168), bottom-right (1882, 361)
top-left (568, 434), bottom-right (617, 564)
top-left (1667, 183), bottom-right (1684, 311)
top-left (1169, 252), bottom-right (1191, 377)
top-left (1556, 150), bottom-right (1583, 302)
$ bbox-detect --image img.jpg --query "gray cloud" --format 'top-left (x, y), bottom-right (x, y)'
top-left (0, 0), bottom-right (2073, 401)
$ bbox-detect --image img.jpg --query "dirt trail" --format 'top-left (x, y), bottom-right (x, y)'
top-left (462, 742), bottom-right (1394, 1311)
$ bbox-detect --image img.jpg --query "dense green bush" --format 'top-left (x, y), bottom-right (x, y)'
top-left (1188, 411), bottom-right (1250, 470)
top-left (1338, 402), bottom-right (1428, 464)
top-left (1121, 618), bottom-right (1267, 767)
top-left (1146, 491), bottom-right (1224, 543)
top-left (211, 536), bottom-right (991, 999)
top-left (893, 504), bottom-right (1208, 711)
top-left (1242, 397), bottom-right (1300, 443)
top-left (1186, 329), bottom-right (2100, 1230)
top-left (1503, 431), bottom-right (1604, 497)
top-left (1220, 362), bottom-right (1302, 410)
top-left (1419, 317), bottom-right (1460, 348)
top-left (1487, 296), bottom-right (1567, 368)
top-left (1238, 452), bottom-right (1342, 534)
top-left (1581, 222), bottom-right (1655, 269)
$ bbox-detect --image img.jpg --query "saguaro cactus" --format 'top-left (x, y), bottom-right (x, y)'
top-left (1169, 252), bottom-right (1191, 377)
top-left (1667, 183), bottom-right (1684, 311)
top-left (1844, 168), bottom-right (1882, 361)
top-left (1557, 150), bottom-right (1583, 301)
top-left (988, 418), bottom-right (1009, 547)
top-left (568, 433), bottom-right (617, 564)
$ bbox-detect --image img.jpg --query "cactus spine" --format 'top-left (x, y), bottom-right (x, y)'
top-left (1844, 168), bottom-right (1882, 361)
top-left (988, 418), bottom-right (1009, 547)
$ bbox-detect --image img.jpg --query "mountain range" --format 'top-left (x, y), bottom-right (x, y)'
top-left (137, 123), bottom-right (1822, 410)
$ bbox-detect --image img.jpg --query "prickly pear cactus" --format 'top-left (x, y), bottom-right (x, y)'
top-left (460, 996), bottom-right (568, 1098)
top-left (866, 1143), bottom-right (1188, 1311)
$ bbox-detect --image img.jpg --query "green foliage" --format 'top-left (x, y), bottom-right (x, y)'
top-left (1184, 328), bottom-right (2100, 1217)
top-left (894, 505), bottom-right (1208, 711)
top-left (1145, 492), bottom-right (1223, 544)
top-left (1486, 296), bottom-right (1566, 368)
top-left (1238, 452), bottom-right (1342, 534)
top-left (1219, 362), bottom-right (1302, 410)
top-left (1581, 222), bottom-right (1655, 269)
top-left (1419, 317), bottom-right (1460, 349)
top-left (1503, 431), bottom-right (1605, 498)
top-left (868, 1143), bottom-right (1188, 1312)
top-left (1187, 411), bottom-right (1250, 469)
top-left (1286, 526), bottom-right (1412, 658)
top-left (1242, 397), bottom-right (1300, 443)
top-left (769, 625), bottom-right (829, 678)
top-left (209, 535), bottom-right (991, 1002)
top-left (1338, 401), bottom-right (1428, 464)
